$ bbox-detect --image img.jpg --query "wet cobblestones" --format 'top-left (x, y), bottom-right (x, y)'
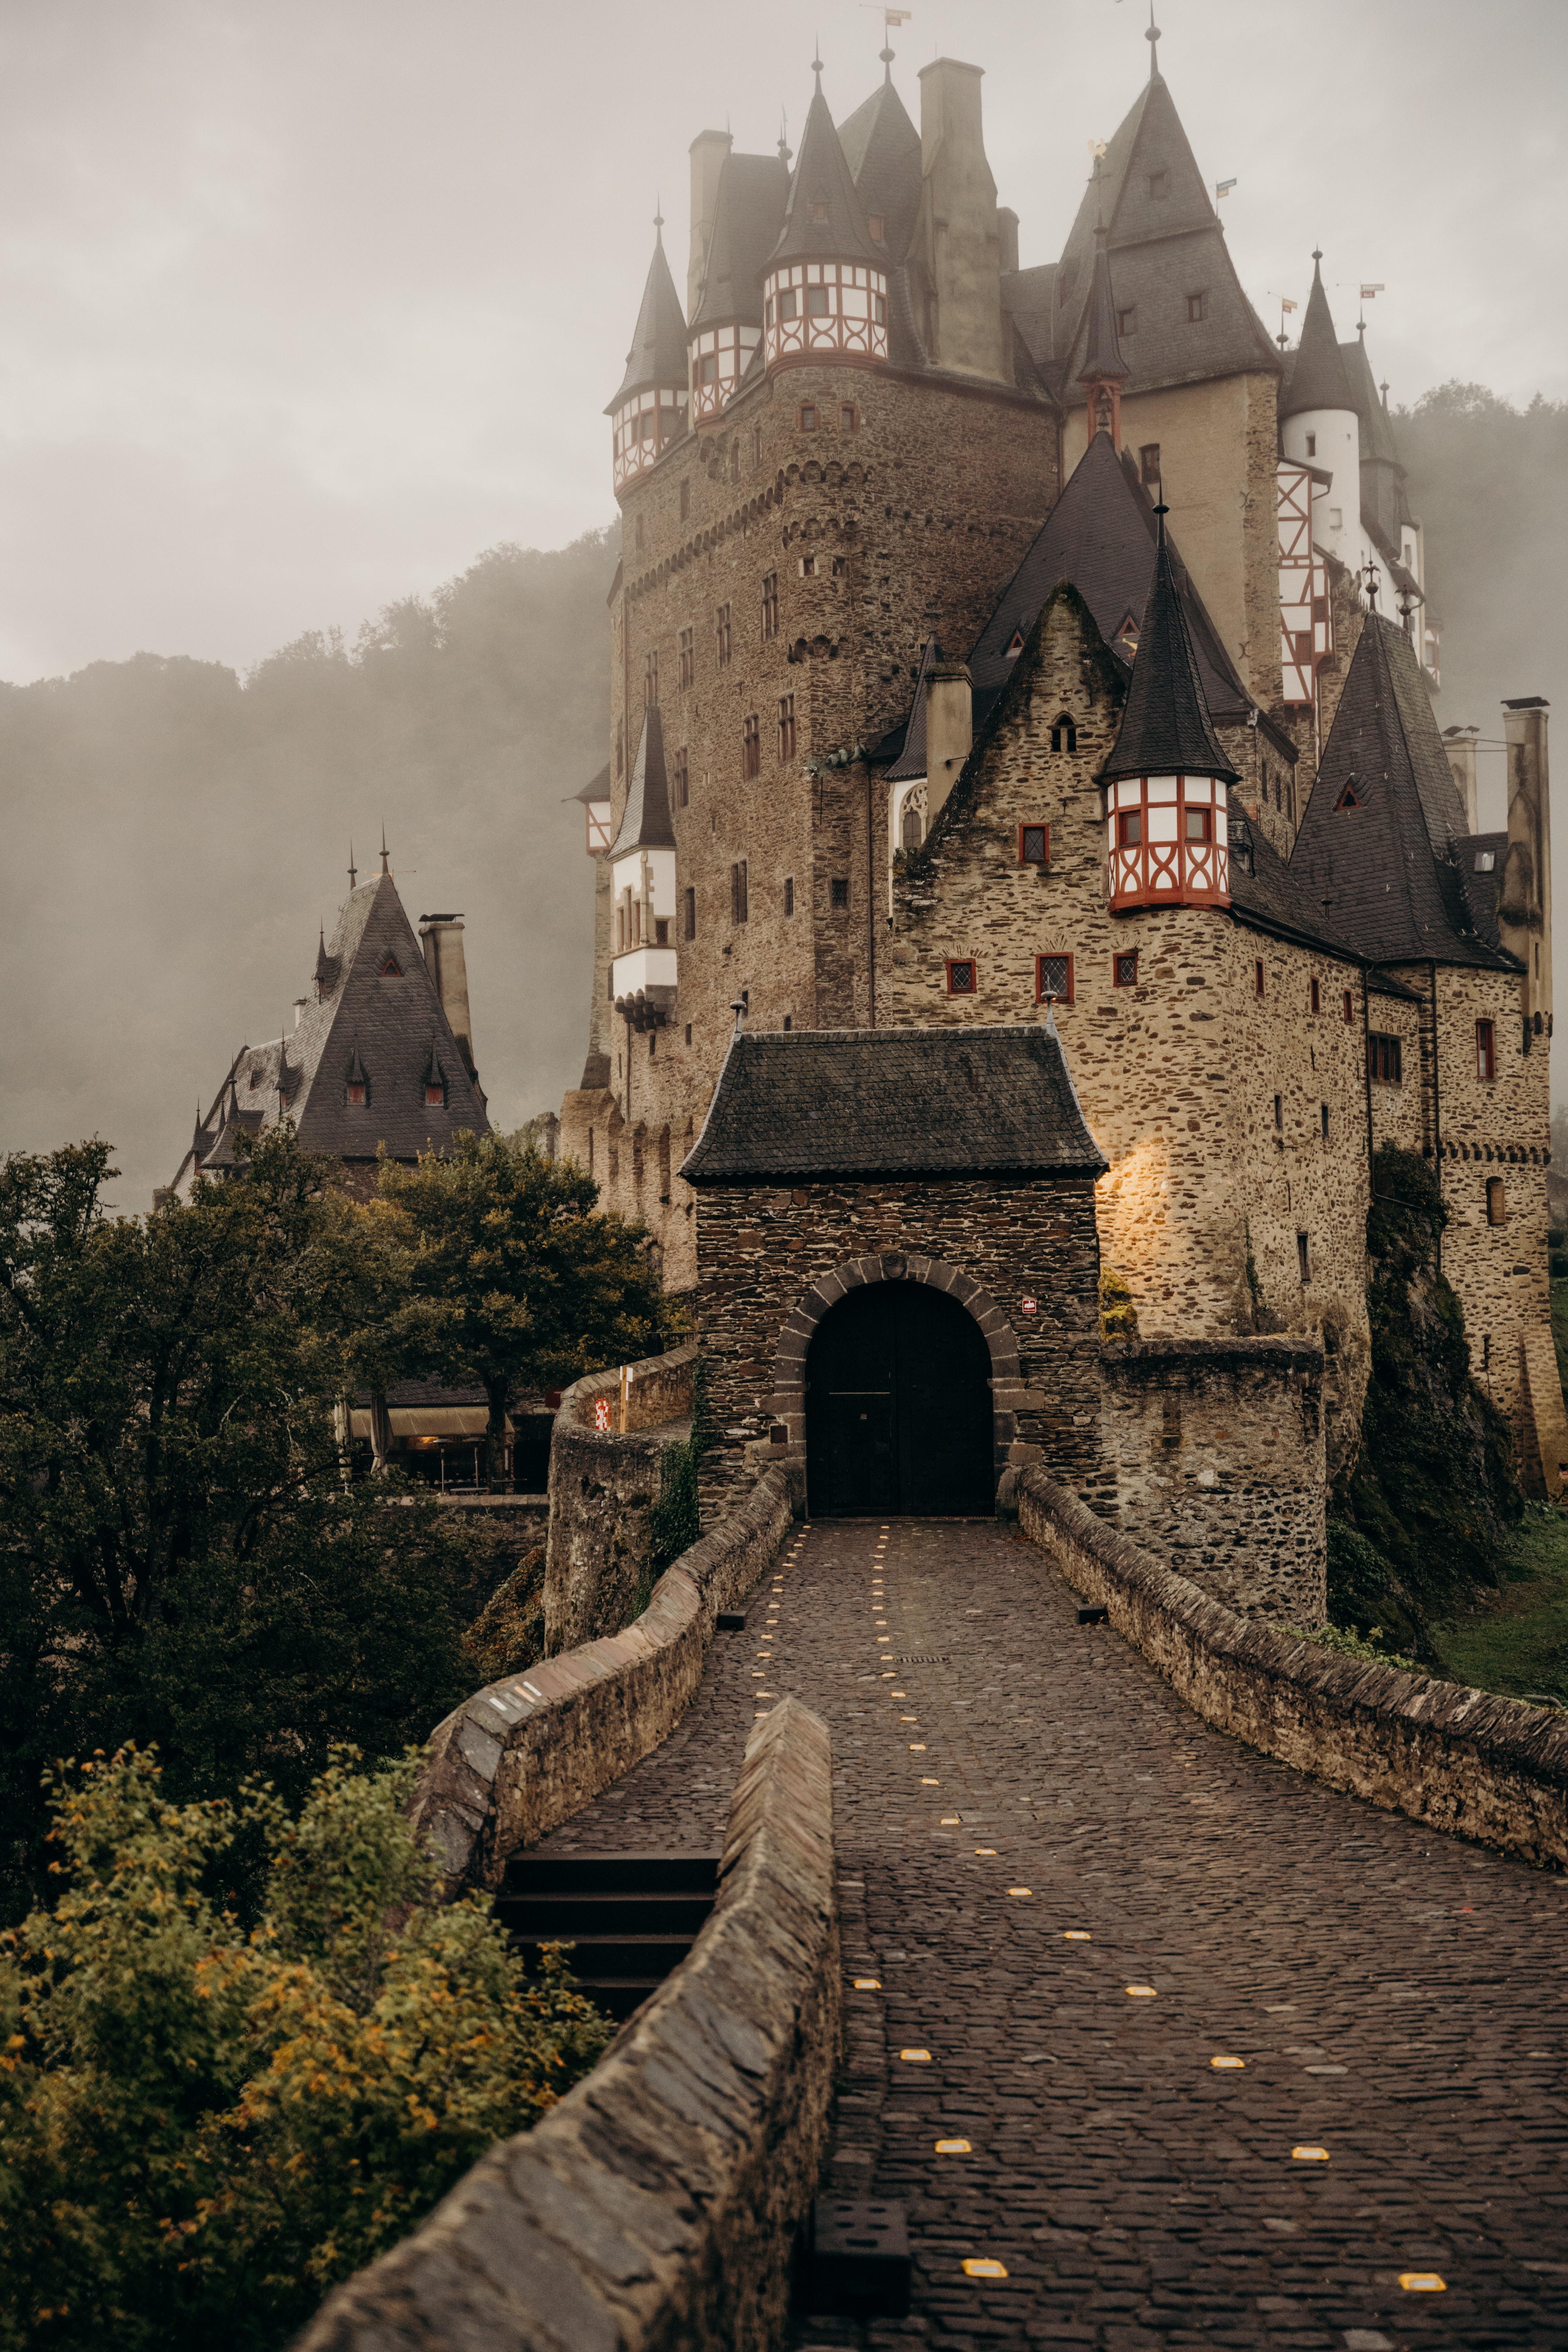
top-left (537, 1518), bottom-right (1568, 2350)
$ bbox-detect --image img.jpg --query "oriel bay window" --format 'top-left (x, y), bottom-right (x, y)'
top-left (763, 260), bottom-right (889, 367)
top-left (1105, 775), bottom-right (1229, 910)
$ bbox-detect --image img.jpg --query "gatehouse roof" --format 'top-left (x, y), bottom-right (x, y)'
top-left (680, 1023), bottom-right (1107, 1184)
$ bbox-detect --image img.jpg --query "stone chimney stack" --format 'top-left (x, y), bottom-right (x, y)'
top-left (687, 129), bottom-right (731, 317)
top-left (1443, 724), bottom-right (1480, 831)
top-left (913, 59), bottom-right (1004, 382)
top-left (419, 913), bottom-right (477, 1077)
top-left (924, 661), bottom-right (974, 822)
top-left (997, 205), bottom-right (1020, 275)
top-left (1498, 699), bottom-right (1552, 1045)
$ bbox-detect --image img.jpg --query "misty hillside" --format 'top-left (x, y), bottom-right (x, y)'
top-left (1, 528), bottom-right (619, 1209)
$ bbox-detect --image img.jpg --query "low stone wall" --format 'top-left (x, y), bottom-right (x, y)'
top-left (1093, 1336), bottom-right (1327, 1624)
top-left (545, 1343), bottom-right (698, 1650)
top-left (412, 1458), bottom-right (800, 1895)
top-left (296, 1696), bottom-right (839, 2352)
top-left (1019, 1466), bottom-right (1568, 1868)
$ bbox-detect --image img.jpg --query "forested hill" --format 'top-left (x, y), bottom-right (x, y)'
top-left (1, 528), bottom-right (619, 1210)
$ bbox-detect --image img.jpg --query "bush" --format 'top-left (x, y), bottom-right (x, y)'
top-left (1099, 1266), bottom-right (1139, 1340)
top-left (0, 1746), bottom-right (612, 2352)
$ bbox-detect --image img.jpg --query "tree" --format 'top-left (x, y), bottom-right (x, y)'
top-left (0, 1744), bottom-right (612, 2352)
top-left (0, 1131), bottom-right (470, 1921)
top-left (377, 1134), bottom-right (673, 1487)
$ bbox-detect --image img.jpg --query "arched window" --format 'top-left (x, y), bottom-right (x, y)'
top-left (1050, 713), bottom-right (1078, 754)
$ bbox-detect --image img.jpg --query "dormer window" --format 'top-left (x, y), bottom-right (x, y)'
top-left (1117, 612), bottom-right (1140, 652)
top-left (1187, 291), bottom-right (1207, 323)
top-left (425, 1081), bottom-right (444, 1108)
top-left (1117, 307), bottom-right (1137, 337)
top-left (867, 213), bottom-right (886, 242)
top-left (347, 1081), bottom-right (367, 1107)
top-left (380, 956), bottom-right (403, 977)
top-left (1335, 779), bottom-right (1361, 811)
top-left (1006, 629), bottom-right (1026, 658)
top-left (1148, 171), bottom-right (1169, 200)
top-left (1475, 850), bottom-right (1495, 872)
top-left (811, 197), bottom-right (829, 223)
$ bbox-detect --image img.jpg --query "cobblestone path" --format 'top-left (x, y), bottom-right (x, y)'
top-left (537, 1518), bottom-right (1568, 2350)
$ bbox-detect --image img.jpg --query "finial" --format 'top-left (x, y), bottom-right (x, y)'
top-left (347, 840), bottom-right (357, 889)
top-left (653, 199), bottom-right (664, 242)
top-left (1363, 557), bottom-right (1381, 610)
top-left (778, 107), bottom-right (790, 163)
top-left (1154, 499), bottom-right (1169, 549)
top-left (1276, 328), bottom-right (1289, 350)
top-left (379, 825), bottom-right (390, 877)
top-left (1146, 0), bottom-right (1160, 75)
top-left (1380, 378), bottom-right (1390, 410)
top-left (1312, 245), bottom-right (1323, 267)
top-left (730, 996), bottom-right (747, 1036)
top-left (880, 43), bottom-right (894, 80)
top-left (812, 38), bottom-right (823, 78)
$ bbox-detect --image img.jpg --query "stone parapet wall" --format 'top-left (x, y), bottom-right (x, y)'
top-left (1018, 1466), bottom-right (1568, 1869)
top-left (412, 1459), bottom-right (799, 1896)
top-left (1094, 1336), bottom-right (1326, 1624)
top-left (298, 1696), bottom-right (838, 2352)
top-left (545, 1344), bottom-right (698, 1651)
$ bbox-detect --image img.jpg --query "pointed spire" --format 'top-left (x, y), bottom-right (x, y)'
top-left (1146, 0), bottom-right (1162, 79)
top-left (1101, 515), bottom-right (1240, 787)
top-left (607, 708), bottom-right (677, 857)
top-left (768, 61), bottom-right (884, 270)
top-left (346, 1044), bottom-right (367, 1085)
top-left (379, 826), bottom-right (390, 878)
top-left (605, 226), bottom-right (690, 411)
top-left (1077, 160), bottom-right (1128, 436)
top-left (1280, 250), bottom-right (1356, 418)
top-left (423, 1041), bottom-right (446, 1092)
top-left (347, 840), bottom-right (357, 889)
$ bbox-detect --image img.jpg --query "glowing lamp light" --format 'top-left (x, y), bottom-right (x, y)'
top-left (1126, 1985), bottom-right (1158, 1998)
top-left (1063, 1930), bottom-right (1092, 1942)
top-left (962, 2258), bottom-right (1008, 2279)
top-left (935, 2138), bottom-right (972, 2153)
top-left (1399, 2274), bottom-right (1446, 2292)
top-left (1291, 2145), bottom-right (1330, 2163)
top-left (941, 1815), bottom-right (961, 1824)
top-left (900, 2047), bottom-right (932, 2063)
top-left (853, 1977), bottom-right (881, 1991)
top-left (921, 1776), bottom-right (940, 1784)
top-left (1008, 1887), bottom-right (1033, 1898)
top-left (909, 1743), bottom-right (927, 1751)
top-left (974, 1846), bottom-right (998, 1856)
top-left (1210, 2055), bottom-right (1245, 2070)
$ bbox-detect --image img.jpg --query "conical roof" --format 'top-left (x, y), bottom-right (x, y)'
top-left (608, 708), bottom-right (676, 858)
top-left (605, 230), bottom-right (689, 413)
top-left (769, 68), bottom-right (884, 270)
top-left (1280, 254), bottom-right (1356, 419)
top-left (1100, 523), bottom-right (1238, 785)
top-left (838, 73), bottom-right (921, 265)
top-left (1077, 184), bottom-right (1128, 387)
top-left (691, 152), bottom-right (790, 332)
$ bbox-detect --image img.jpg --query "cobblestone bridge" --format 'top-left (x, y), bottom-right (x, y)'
top-left (537, 1519), bottom-right (1568, 2350)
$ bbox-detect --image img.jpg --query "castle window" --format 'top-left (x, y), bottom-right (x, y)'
top-left (831, 877), bottom-right (850, 909)
top-left (1019, 824), bottom-right (1050, 866)
top-left (810, 198), bottom-right (829, 224)
top-left (1255, 959), bottom-right (1266, 997)
top-left (799, 402), bottom-right (818, 430)
top-left (1305, 433), bottom-right (1317, 457)
top-left (1367, 1033), bottom-right (1402, 1085)
top-left (684, 1024), bottom-right (692, 1045)
top-left (1297, 1231), bottom-right (1310, 1283)
top-left (1475, 850), bottom-right (1495, 872)
top-left (379, 956), bottom-right (403, 978)
top-left (680, 477), bottom-right (690, 521)
top-left (1310, 976), bottom-right (1321, 1014)
top-left (742, 712), bottom-right (760, 778)
top-left (1140, 443), bottom-right (1160, 487)
top-left (1187, 291), bottom-right (1207, 323)
top-left (716, 603), bottom-right (732, 666)
top-left (699, 352), bottom-right (718, 383)
top-left (1117, 808), bottom-right (1142, 848)
top-left (832, 554), bottom-right (848, 577)
top-left (1320, 1102), bottom-right (1330, 1139)
top-left (947, 959), bottom-right (977, 996)
top-left (754, 423), bottom-right (764, 468)
top-left (683, 886), bottom-right (696, 940)
top-left (867, 212), bottom-right (886, 242)
top-left (1036, 953), bottom-right (1074, 1004)
top-left (901, 803), bottom-right (923, 849)
top-left (1050, 712), bottom-right (1078, 753)
top-left (425, 1080), bottom-right (445, 1108)
top-left (1487, 1176), bottom-right (1507, 1225)
top-left (1149, 171), bottom-right (1169, 200)
top-left (1343, 988), bottom-right (1354, 1023)
top-left (778, 693), bottom-right (796, 760)
top-left (778, 289), bottom-right (797, 323)
top-left (679, 627), bottom-right (694, 688)
top-left (1274, 1093), bottom-right (1283, 1130)
top-left (1116, 612), bottom-right (1140, 652)
top-left (731, 438), bottom-right (740, 482)
top-left (1476, 1019), bottom-right (1495, 1081)
top-left (674, 745), bottom-right (689, 807)
top-left (644, 650), bottom-right (658, 706)
top-left (800, 553), bottom-right (817, 576)
top-left (1006, 628), bottom-right (1025, 657)
top-left (346, 1080), bottom-right (366, 1107)
top-left (841, 403), bottom-right (858, 431)
top-left (731, 861), bottom-right (749, 924)
top-left (1183, 806), bottom-right (1212, 842)
top-left (1335, 777), bottom-right (1361, 810)
top-left (762, 572), bottom-right (779, 640)
top-left (806, 284), bottom-right (830, 317)
top-left (784, 877), bottom-right (795, 917)
top-left (616, 717), bottom-right (624, 777)
top-left (1114, 951), bottom-right (1138, 989)
top-left (783, 1014), bottom-right (793, 1031)
top-left (1118, 307), bottom-right (1137, 338)
top-left (654, 918), bottom-right (670, 946)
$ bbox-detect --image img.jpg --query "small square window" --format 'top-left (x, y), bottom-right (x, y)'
top-left (1036, 953), bottom-right (1074, 1004)
top-left (947, 958), bottom-right (977, 996)
top-left (867, 213), bottom-right (886, 242)
top-left (810, 198), bottom-right (829, 225)
top-left (799, 403), bottom-right (818, 431)
top-left (1187, 291), bottom-right (1207, 323)
top-left (1113, 951), bottom-right (1138, 989)
top-left (425, 1082), bottom-right (444, 1108)
top-left (800, 553), bottom-right (817, 577)
top-left (831, 554), bottom-right (848, 577)
top-left (1140, 443), bottom-right (1160, 487)
top-left (840, 403), bottom-right (858, 431)
top-left (1019, 823), bottom-right (1050, 866)
top-left (831, 877), bottom-right (849, 910)
top-left (346, 1080), bottom-right (366, 1107)
top-left (1117, 307), bottom-right (1137, 338)
top-left (805, 283), bottom-right (830, 317)
top-left (1149, 171), bottom-right (1169, 200)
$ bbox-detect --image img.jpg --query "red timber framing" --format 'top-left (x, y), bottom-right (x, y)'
top-left (1105, 775), bottom-right (1230, 912)
top-left (1277, 461), bottom-right (1332, 710)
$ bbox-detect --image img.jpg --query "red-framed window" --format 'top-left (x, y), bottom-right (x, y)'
top-left (1036, 953), bottom-right (1074, 1004)
top-left (1113, 950), bottom-right (1138, 989)
top-left (1310, 975), bottom-right (1321, 1014)
top-left (1254, 958), bottom-right (1266, 997)
top-left (946, 958), bottom-right (978, 997)
top-left (346, 1080), bottom-right (367, 1107)
top-left (1019, 823), bottom-right (1050, 866)
top-left (1476, 1019), bottom-right (1495, 1080)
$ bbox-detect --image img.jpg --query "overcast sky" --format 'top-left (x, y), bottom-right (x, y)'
top-left (1, 0), bottom-right (1564, 686)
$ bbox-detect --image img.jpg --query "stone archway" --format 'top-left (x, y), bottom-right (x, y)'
top-left (770, 1252), bottom-right (1025, 1510)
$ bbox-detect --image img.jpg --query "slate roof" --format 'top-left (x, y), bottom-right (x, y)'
top-left (886, 637), bottom-right (939, 782)
top-left (607, 708), bottom-right (676, 858)
top-left (1045, 71), bottom-right (1279, 401)
top-left (1100, 524), bottom-right (1238, 786)
top-left (681, 1023), bottom-right (1107, 1183)
top-left (1078, 205), bottom-right (1129, 388)
top-left (770, 71), bottom-right (884, 270)
top-left (605, 232), bottom-right (689, 412)
top-left (170, 871), bottom-right (491, 1192)
top-left (1228, 795), bottom-right (1358, 957)
top-left (838, 73), bottom-right (922, 265)
top-left (1289, 615), bottom-right (1517, 970)
top-left (1279, 256), bottom-right (1356, 419)
top-left (690, 152), bottom-right (789, 332)
top-left (1455, 831), bottom-right (1508, 949)
top-left (570, 762), bottom-right (611, 807)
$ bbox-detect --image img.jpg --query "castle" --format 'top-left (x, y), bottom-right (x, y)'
top-left (558, 22), bottom-right (1562, 1539)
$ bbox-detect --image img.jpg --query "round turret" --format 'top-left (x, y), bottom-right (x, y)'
top-left (1278, 252), bottom-right (1360, 573)
top-left (607, 221), bottom-right (690, 494)
top-left (762, 64), bottom-right (889, 376)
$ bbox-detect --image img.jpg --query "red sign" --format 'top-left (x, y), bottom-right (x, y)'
top-left (1020, 1297), bottom-right (1038, 1316)
top-left (593, 1397), bottom-right (612, 1431)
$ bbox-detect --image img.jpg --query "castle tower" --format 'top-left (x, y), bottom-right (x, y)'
top-left (762, 62), bottom-right (889, 377)
top-left (608, 707), bottom-right (679, 1040)
top-left (688, 145), bottom-right (788, 425)
top-left (1101, 512), bottom-right (1239, 913)
top-left (1076, 165), bottom-right (1129, 449)
top-left (606, 223), bottom-right (690, 494)
top-left (1278, 253), bottom-right (1360, 573)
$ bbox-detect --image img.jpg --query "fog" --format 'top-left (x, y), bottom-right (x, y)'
top-left (1, 0), bottom-right (1564, 1207)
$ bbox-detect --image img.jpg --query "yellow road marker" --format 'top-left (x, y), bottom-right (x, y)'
top-left (899, 2047), bottom-right (931, 2063)
top-left (1291, 2145), bottom-right (1330, 2163)
top-left (853, 1976), bottom-right (881, 1990)
top-left (962, 2258), bottom-right (1008, 2279)
top-left (1008, 1887), bottom-right (1032, 1898)
top-left (1126, 1985), bottom-right (1157, 1998)
top-left (1063, 1930), bottom-right (1091, 1942)
top-left (1210, 2055), bottom-right (1245, 2070)
top-left (935, 2138), bottom-right (972, 2154)
top-left (1399, 2274), bottom-right (1446, 2292)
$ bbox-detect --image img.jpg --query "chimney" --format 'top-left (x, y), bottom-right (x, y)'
top-left (293, 997), bottom-right (309, 1030)
top-left (687, 130), bottom-right (732, 318)
top-left (1497, 698), bottom-right (1552, 1044)
top-left (924, 661), bottom-right (974, 822)
top-left (419, 913), bottom-right (477, 1077)
top-left (997, 205), bottom-right (1020, 276)
top-left (1443, 725), bottom-right (1480, 831)
top-left (913, 60), bottom-right (1004, 381)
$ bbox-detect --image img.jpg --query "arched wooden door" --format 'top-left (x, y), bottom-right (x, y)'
top-left (805, 1282), bottom-right (995, 1518)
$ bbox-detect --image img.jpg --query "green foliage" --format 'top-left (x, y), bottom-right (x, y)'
top-left (0, 1746), bottom-right (611, 2352)
top-left (1328, 1145), bottom-right (1520, 1651)
top-left (1431, 1501), bottom-right (1568, 1710)
top-left (377, 1132), bottom-right (674, 1485)
top-left (0, 1133), bottom-right (470, 1922)
top-left (1098, 1265), bottom-right (1139, 1340)
top-left (462, 1544), bottom-right (547, 1684)
top-left (1281, 1619), bottom-right (1420, 1673)
top-left (645, 1358), bottom-right (710, 1583)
